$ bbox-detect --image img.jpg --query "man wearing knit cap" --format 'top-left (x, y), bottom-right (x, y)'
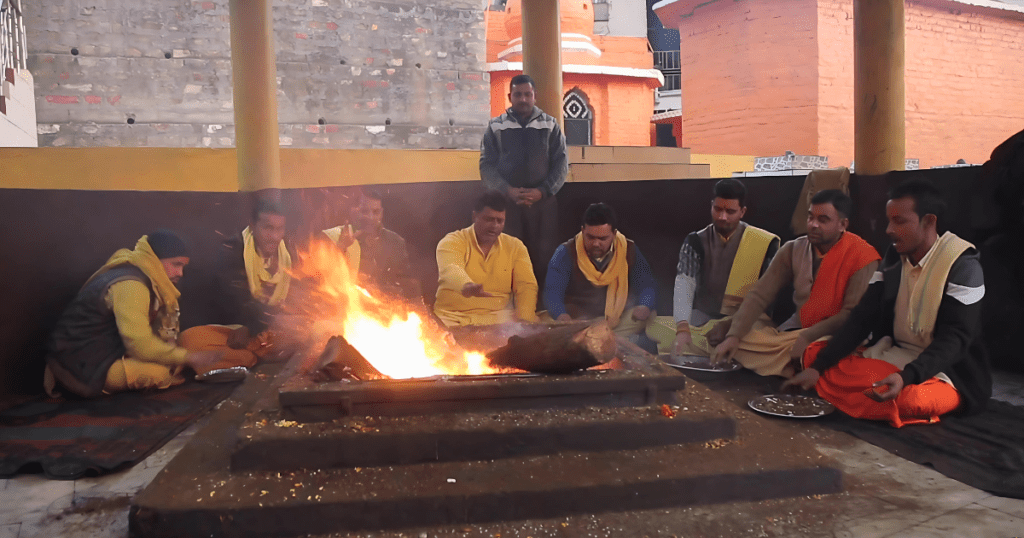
top-left (44, 230), bottom-right (224, 398)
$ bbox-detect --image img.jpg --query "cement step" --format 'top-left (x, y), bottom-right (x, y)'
top-left (130, 369), bottom-right (842, 538)
top-left (232, 403), bottom-right (736, 472)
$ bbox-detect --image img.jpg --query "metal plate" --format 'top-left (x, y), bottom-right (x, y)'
top-left (659, 354), bottom-right (743, 373)
top-left (748, 394), bottom-right (835, 419)
top-left (196, 366), bottom-right (249, 383)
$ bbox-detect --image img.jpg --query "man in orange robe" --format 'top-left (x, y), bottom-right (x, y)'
top-left (711, 190), bottom-right (881, 377)
top-left (784, 180), bottom-right (991, 427)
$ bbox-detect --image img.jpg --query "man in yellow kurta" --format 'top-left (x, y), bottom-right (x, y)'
top-left (44, 230), bottom-right (224, 398)
top-left (434, 191), bottom-right (539, 326)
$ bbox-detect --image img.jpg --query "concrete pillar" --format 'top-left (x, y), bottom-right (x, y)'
top-left (229, 0), bottom-right (281, 197)
top-left (521, 0), bottom-right (563, 127)
top-left (854, 0), bottom-right (905, 175)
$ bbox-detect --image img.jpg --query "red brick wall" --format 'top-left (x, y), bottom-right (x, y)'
top-left (819, 0), bottom-right (1024, 169)
top-left (903, 0), bottom-right (1024, 168)
top-left (678, 0), bottom-right (820, 156)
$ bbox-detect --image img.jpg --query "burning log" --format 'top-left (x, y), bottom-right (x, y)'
top-left (314, 335), bottom-right (390, 381)
top-left (485, 320), bottom-right (617, 374)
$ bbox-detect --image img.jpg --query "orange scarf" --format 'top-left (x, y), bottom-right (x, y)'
top-left (799, 231), bottom-right (881, 328)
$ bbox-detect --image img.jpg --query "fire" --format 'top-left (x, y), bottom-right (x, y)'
top-left (295, 240), bottom-right (500, 378)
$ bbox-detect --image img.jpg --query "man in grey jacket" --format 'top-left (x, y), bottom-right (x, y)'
top-left (480, 74), bottom-right (568, 284)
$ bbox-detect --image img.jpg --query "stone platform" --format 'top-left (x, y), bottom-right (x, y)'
top-left (129, 353), bottom-right (843, 537)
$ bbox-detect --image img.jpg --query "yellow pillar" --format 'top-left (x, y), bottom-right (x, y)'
top-left (854, 0), bottom-right (905, 175)
top-left (229, 0), bottom-right (281, 197)
top-left (521, 0), bottom-right (564, 127)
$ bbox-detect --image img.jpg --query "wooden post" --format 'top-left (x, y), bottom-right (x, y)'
top-left (229, 0), bottom-right (282, 198)
top-left (854, 0), bottom-right (906, 175)
top-left (521, 0), bottom-right (564, 128)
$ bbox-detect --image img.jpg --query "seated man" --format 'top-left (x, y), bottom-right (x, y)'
top-left (433, 190), bottom-right (539, 326)
top-left (322, 189), bottom-right (421, 300)
top-left (544, 203), bottom-right (657, 340)
top-left (194, 200), bottom-right (295, 363)
top-left (660, 178), bottom-right (779, 355)
top-left (783, 180), bottom-right (991, 427)
top-left (712, 190), bottom-right (881, 377)
top-left (44, 230), bottom-right (224, 398)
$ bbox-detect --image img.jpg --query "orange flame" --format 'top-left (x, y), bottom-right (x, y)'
top-left (295, 240), bottom-right (500, 378)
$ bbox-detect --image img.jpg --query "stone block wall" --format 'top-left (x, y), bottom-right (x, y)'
top-left (25, 0), bottom-right (490, 149)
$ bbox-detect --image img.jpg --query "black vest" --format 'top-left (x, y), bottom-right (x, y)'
top-left (45, 265), bottom-right (151, 398)
top-left (562, 237), bottom-right (636, 320)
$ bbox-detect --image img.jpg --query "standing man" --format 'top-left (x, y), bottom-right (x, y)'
top-left (784, 180), bottom-right (990, 427)
top-left (434, 191), bottom-right (539, 327)
top-left (480, 74), bottom-right (569, 283)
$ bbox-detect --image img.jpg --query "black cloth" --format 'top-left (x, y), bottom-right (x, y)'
top-left (146, 229), bottom-right (191, 260)
top-left (211, 233), bottom-right (294, 334)
top-left (0, 379), bottom-right (239, 479)
top-left (680, 223), bottom-right (780, 317)
top-left (812, 245), bottom-right (992, 415)
top-left (44, 265), bottom-right (150, 399)
top-left (561, 237), bottom-right (637, 320)
top-left (503, 194), bottom-right (560, 285)
top-left (694, 368), bottom-right (1024, 499)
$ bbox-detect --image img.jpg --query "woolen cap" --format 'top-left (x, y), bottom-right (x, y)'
top-left (147, 229), bottom-right (191, 260)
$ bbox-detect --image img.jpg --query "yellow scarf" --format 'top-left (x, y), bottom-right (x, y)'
top-left (574, 231), bottom-right (630, 328)
top-left (242, 226), bottom-right (292, 306)
top-left (908, 231), bottom-right (973, 339)
top-left (86, 236), bottom-right (181, 343)
top-left (721, 225), bottom-right (778, 314)
top-left (322, 225), bottom-right (361, 277)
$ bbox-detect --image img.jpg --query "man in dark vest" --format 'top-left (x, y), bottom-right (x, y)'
top-left (44, 230), bottom-right (223, 398)
top-left (543, 203), bottom-right (658, 344)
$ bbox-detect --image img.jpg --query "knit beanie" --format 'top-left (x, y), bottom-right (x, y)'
top-left (147, 229), bottom-right (191, 260)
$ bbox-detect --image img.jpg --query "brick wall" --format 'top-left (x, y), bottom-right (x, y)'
top-left (903, 0), bottom-right (1024, 168)
top-left (678, 0), bottom-right (820, 157)
top-left (26, 0), bottom-right (490, 149)
top-left (818, 0), bottom-right (1024, 169)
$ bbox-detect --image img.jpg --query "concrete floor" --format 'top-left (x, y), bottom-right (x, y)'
top-left (2, 370), bottom-right (1023, 538)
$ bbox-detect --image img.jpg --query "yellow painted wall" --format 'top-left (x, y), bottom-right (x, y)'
top-left (689, 154), bottom-right (757, 178)
top-left (0, 148), bottom-right (482, 192)
top-left (1, 147), bottom-right (712, 192)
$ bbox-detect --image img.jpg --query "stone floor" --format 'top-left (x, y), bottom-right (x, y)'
top-left (2, 370), bottom-right (1024, 538)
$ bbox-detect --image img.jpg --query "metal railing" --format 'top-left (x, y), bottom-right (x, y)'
top-left (652, 50), bottom-right (680, 71)
top-left (1, 0), bottom-right (27, 76)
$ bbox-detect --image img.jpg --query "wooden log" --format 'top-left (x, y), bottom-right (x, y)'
top-left (485, 320), bottom-right (617, 374)
top-left (315, 335), bottom-right (389, 381)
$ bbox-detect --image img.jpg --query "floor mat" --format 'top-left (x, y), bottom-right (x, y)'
top-left (0, 380), bottom-right (240, 479)
top-left (691, 368), bottom-right (1024, 499)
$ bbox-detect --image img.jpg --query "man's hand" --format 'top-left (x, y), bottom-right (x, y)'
top-left (781, 367), bottom-right (820, 392)
top-left (556, 313), bottom-right (573, 322)
top-left (631, 305), bottom-right (651, 322)
top-left (789, 334), bottom-right (810, 361)
top-left (706, 319), bottom-right (733, 347)
top-left (519, 188), bottom-right (543, 206)
top-left (461, 282), bottom-right (494, 298)
top-left (226, 326), bottom-right (251, 350)
top-left (871, 373), bottom-right (905, 402)
top-left (336, 225), bottom-right (356, 250)
top-left (672, 331), bottom-right (692, 355)
top-left (711, 335), bottom-right (740, 365)
top-left (185, 350), bottom-right (226, 373)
